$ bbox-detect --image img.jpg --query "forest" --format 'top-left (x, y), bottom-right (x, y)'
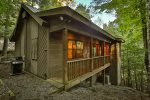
top-left (0, 0), bottom-right (150, 96)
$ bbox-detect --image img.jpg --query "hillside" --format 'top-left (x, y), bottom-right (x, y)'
top-left (48, 84), bottom-right (150, 100)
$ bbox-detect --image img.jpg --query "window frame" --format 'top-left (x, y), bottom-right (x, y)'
top-left (68, 39), bottom-right (84, 60)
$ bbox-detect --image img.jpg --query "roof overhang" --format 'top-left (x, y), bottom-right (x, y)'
top-left (10, 4), bottom-right (49, 42)
top-left (36, 6), bottom-right (118, 41)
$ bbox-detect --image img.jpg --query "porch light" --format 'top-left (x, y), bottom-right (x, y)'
top-left (60, 16), bottom-right (64, 21)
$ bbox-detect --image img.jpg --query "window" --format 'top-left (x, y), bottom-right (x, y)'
top-left (68, 40), bottom-right (83, 60)
top-left (93, 44), bottom-right (102, 56)
top-left (105, 43), bottom-right (110, 55)
top-left (31, 38), bottom-right (37, 60)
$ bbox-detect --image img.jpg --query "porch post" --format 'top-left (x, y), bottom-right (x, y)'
top-left (90, 37), bottom-right (95, 86)
top-left (116, 42), bottom-right (121, 85)
top-left (109, 42), bottom-right (121, 85)
top-left (103, 41), bottom-right (106, 65)
top-left (103, 69), bottom-right (106, 85)
top-left (63, 28), bottom-right (68, 86)
top-left (91, 37), bottom-right (93, 71)
top-left (103, 41), bottom-right (106, 85)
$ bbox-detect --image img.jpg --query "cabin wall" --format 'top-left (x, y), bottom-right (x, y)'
top-left (24, 16), bottom-right (48, 79)
top-left (25, 18), bottom-right (31, 71)
top-left (15, 16), bottom-right (48, 78)
top-left (15, 20), bottom-right (26, 57)
top-left (48, 32), bottom-right (63, 82)
top-left (24, 17), bottom-right (38, 75)
top-left (29, 18), bottom-right (38, 75)
top-left (15, 35), bottom-right (21, 56)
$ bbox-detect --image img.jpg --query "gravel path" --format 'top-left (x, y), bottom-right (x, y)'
top-left (0, 64), bottom-right (59, 100)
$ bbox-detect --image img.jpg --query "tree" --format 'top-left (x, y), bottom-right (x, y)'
top-left (75, 4), bottom-right (92, 20)
top-left (39, 0), bottom-right (75, 10)
top-left (147, 0), bottom-right (150, 96)
top-left (93, 17), bottom-right (103, 28)
top-left (58, 0), bottom-right (75, 7)
top-left (0, 0), bottom-right (21, 56)
top-left (90, 0), bottom-right (149, 93)
top-left (39, 0), bottom-right (61, 10)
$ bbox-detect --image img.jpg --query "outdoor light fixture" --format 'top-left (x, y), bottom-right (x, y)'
top-left (68, 20), bottom-right (71, 23)
top-left (60, 16), bottom-right (64, 21)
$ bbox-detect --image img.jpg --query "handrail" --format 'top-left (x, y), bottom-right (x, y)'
top-left (105, 55), bottom-right (110, 57)
top-left (67, 55), bottom-right (111, 81)
top-left (67, 55), bottom-right (111, 62)
top-left (93, 56), bottom-right (104, 59)
top-left (67, 58), bottom-right (92, 63)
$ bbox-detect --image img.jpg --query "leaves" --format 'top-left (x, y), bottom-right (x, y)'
top-left (90, 0), bottom-right (148, 92)
top-left (75, 4), bottom-right (92, 20)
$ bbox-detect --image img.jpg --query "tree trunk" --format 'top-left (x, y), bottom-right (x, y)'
top-left (2, 14), bottom-right (9, 57)
top-left (147, 0), bottom-right (150, 96)
top-left (2, 37), bottom-right (8, 56)
top-left (122, 51), bottom-right (125, 86)
top-left (140, 70), bottom-right (144, 92)
top-left (140, 0), bottom-right (150, 95)
top-left (139, 0), bottom-right (148, 71)
top-left (134, 65), bottom-right (138, 90)
top-left (127, 49), bottom-right (132, 87)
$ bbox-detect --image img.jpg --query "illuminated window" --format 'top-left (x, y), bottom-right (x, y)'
top-left (93, 44), bottom-right (102, 56)
top-left (105, 43), bottom-right (110, 55)
top-left (68, 40), bottom-right (83, 60)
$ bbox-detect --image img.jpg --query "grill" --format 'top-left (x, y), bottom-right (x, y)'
top-left (10, 57), bottom-right (24, 75)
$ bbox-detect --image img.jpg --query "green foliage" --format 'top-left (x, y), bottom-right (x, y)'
top-left (0, 0), bottom-right (20, 37)
top-left (39, 0), bottom-right (62, 10)
top-left (91, 0), bottom-right (148, 92)
top-left (75, 4), bottom-right (92, 20)
top-left (39, 0), bottom-right (76, 10)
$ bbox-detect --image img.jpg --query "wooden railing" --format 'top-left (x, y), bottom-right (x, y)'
top-left (67, 55), bottom-right (111, 81)
top-left (67, 58), bottom-right (92, 81)
top-left (105, 55), bottom-right (110, 64)
top-left (93, 56), bottom-right (104, 70)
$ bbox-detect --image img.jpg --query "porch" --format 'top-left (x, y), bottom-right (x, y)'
top-left (47, 29), bottom-right (116, 89)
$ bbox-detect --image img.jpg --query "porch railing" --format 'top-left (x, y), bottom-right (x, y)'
top-left (105, 55), bottom-right (110, 64)
top-left (67, 55), bottom-right (110, 81)
top-left (67, 58), bottom-right (92, 81)
top-left (93, 56), bottom-right (104, 70)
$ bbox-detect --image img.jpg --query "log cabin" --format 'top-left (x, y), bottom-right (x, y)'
top-left (10, 4), bottom-right (122, 90)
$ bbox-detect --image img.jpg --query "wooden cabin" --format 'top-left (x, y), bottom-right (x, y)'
top-left (11, 4), bottom-right (122, 90)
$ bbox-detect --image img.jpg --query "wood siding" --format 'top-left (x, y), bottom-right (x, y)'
top-left (30, 18), bottom-right (38, 75)
top-left (15, 20), bottom-right (26, 56)
top-left (48, 32), bottom-right (63, 82)
top-left (25, 18), bottom-right (31, 71)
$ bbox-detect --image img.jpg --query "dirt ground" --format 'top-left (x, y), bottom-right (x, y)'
top-left (48, 84), bottom-right (150, 100)
top-left (0, 64), bottom-right (150, 100)
top-left (0, 64), bottom-right (59, 100)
